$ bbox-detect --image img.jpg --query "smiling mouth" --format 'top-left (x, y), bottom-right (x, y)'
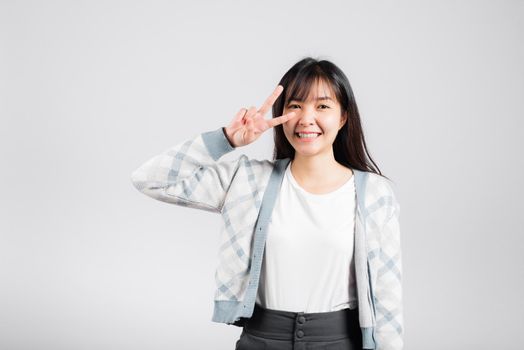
top-left (295, 132), bottom-right (322, 139)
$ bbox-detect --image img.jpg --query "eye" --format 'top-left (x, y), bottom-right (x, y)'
top-left (319, 104), bottom-right (330, 109)
top-left (288, 104), bottom-right (300, 109)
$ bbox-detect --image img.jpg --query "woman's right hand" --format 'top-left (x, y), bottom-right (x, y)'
top-left (224, 85), bottom-right (297, 148)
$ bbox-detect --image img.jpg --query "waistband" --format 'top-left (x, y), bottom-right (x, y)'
top-left (243, 303), bottom-right (360, 342)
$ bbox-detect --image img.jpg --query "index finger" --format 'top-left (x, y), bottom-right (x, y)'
top-left (257, 85), bottom-right (284, 117)
top-left (266, 111), bottom-right (297, 129)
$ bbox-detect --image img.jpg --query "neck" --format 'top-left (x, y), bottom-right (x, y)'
top-left (290, 151), bottom-right (345, 184)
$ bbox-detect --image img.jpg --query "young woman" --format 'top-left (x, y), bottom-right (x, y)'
top-left (131, 57), bottom-right (403, 350)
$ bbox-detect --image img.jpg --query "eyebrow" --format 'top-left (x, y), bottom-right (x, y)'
top-left (288, 96), bottom-right (334, 102)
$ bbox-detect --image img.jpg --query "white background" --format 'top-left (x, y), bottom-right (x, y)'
top-left (1, 0), bottom-right (523, 349)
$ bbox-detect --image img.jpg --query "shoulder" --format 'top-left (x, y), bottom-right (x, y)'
top-left (356, 170), bottom-right (400, 218)
top-left (354, 169), bottom-right (396, 198)
top-left (238, 156), bottom-right (280, 172)
top-left (221, 155), bottom-right (282, 188)
top-left (365, 172), bottom-right (397, 199)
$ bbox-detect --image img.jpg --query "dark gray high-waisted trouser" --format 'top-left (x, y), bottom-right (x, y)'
top-left (234, 303), bottom-right (363, 350)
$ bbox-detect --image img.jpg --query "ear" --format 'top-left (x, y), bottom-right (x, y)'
top-left (339, 111), bottom-right (348, 129)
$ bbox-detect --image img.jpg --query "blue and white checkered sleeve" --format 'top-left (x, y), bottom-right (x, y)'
top-left (374, 195), bottom-right (404, 350)
top-left (130, 127), bottom-right (244, 213)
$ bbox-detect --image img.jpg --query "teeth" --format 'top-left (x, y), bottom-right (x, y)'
top-left (297, 133), bottom-right (319, 138)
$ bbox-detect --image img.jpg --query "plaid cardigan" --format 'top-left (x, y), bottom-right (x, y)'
top-left (130, 127), bottom-right (403, 350)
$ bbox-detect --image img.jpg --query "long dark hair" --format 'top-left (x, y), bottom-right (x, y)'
top-left (271, 56), bottom-right (389, 180)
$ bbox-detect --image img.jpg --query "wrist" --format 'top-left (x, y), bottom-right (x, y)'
top-left (222, 127), bottom-right (236, 148)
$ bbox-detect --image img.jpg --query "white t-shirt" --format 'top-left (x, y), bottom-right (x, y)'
top-left (255, 161), bottom-right (358, 313)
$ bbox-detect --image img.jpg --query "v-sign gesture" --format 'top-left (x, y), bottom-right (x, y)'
top-left (224, 85), bottom-right (297, 148)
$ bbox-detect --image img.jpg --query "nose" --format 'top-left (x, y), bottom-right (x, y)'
top-left (299, 120), bottom-right (314, 126)
top-left (296, 108), bottom-right (316, 126)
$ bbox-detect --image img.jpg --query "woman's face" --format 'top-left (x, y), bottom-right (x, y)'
top-left (282, 80), bottom-right (347, 158)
